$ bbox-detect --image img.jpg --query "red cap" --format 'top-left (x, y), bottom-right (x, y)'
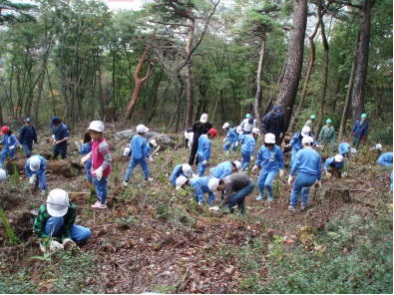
top-left (208, 128), bottom-right (217, 138)
top-left (1, 126), bottom-right (9, 134)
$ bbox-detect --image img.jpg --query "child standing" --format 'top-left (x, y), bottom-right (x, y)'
top-left (81, 121), bottom-right (112, 209)
top-left (0, 126), bottom-right (19, 167)
top-left (239, 127), bottom-right (260, 171)
top-left (197, 128), bottom-right (218, 176)
top-left (222, 123), bottom-right (238, 153)
top-left (80, 132), bottom-right (93, 187)
top-left (123, 124), bottom-right (151, 186)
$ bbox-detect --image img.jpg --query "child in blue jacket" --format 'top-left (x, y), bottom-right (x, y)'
top-left (197, 128), bottom-right (217, 176)
top-left (239, 127), bottom-right (260, 171)
top-left (0, 126), bottom-right (19, 166)
top-left (80, 132), bottom-right (93, 186)
top-left (324, 154), bottom-right (345, 178)
top-left (25, 155), bottom-right (47, 195)
top-left (175, 175), bottom-right (219, 205)
top-left (222, 123), bottom-right (238, 153)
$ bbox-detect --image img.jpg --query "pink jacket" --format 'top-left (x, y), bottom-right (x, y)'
top-left (91, 137), bottom-right (112, 177)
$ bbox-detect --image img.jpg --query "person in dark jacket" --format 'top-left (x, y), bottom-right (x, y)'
top-left (352, 113), bottom-right (368, 148)
top-left (188, 113), bottom-right (212, 166)
top-left (51, 116), bottom-right (70, 159)
top-left (19, 117), bottom-right (38, 158)
top-left (261, 105), bottom-right (285, 144)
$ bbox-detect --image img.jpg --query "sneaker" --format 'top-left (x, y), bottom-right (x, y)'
top-left (267, 197), bottom-right (274, 202)
top-left (300, 203), bottom-right (307, 211)
top-left (256, 195), bottom-right (264, 201)
top-left (41, 190), bottom-right (47, 196)
top-left (92, 201), bottom-right (107, 209)
top-left (145, 178), bottom-right (154, 182)
top-left (288, 205), bottom-right (297, 213)
top-left (123, 181), bottom-right (128, 187)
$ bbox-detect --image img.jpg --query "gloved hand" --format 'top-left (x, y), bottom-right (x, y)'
top-left (80, 153), bottom-right (91, 165)
top-left (9, 145), bottom-right (15, 150)
top-left (49, 240), bottom-right (64, 252)
top-left (314, 180), bottom-right (321, 188)
top-left (279, 132), bottom-right (283, 139)
top-left (251, 156), bottom-right (254, 161)
top-left (94, 167), bottom-right (104, 180)
top-left (288, 175), bottom-right (294, 186)
top-left (29, 174), bottom-right (36, 185)
top-left (63, 238), bottom-right (77, 251)
top-left (251, 165), bottom-right (259, 173)
top-left (223, 138), bottom-right (226, 143)
top-left (209, 206), bottom-right (219, 211)
top-left (149, 156), bottom-right (154, 162)
top-left (326, 172), bottom-right (332, 178)
top-left (202, 160), bottom-right (208, 166)
top-left (279, 169), bottom-right (284, 178)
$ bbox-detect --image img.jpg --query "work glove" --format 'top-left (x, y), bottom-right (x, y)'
top-left (29, 174), bottom-right (36, 185)
top-left (251, 165), bottom-right (259, 173)
top-left (326, 172), bottom-right (332, 179)
top-left (202, 160), bottom-right (208, 166)
top-left (80, 153), bottom-right (91, 165)
top-left (287, 175), bottom-right (294, 186)
top-left (279, 169), bottom-right (284, 178)
top-left (63, 238), bottom-right (77, 251)
top-left (93, 167), bottom-right (104, 180)
top-left (49, 240), bottom-right (64, 252)
top-left (223, 138), bottom-right (226, 143)
top-left (279, 132), bottom-right (283, 139)
top-left (149, 156), bottom-right (154, 162)
top-left (209, 206), bottom-right (219, 211)
top-left (314, 180), bottom-right (321, 188)
top-left (251, 156), bottom-right (254, 161)
top-left (9, 145), bottom-right (15, 150)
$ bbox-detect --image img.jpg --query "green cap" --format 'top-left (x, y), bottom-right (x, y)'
top-left (361, 113), bottom-right (367, 119)
top-left (310, 114), bottom-right (317, 120)
top-left (326, 119), bottom-right (332, 124)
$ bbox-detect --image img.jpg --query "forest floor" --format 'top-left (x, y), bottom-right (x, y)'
top-left (0, 123), bottom-right (392, 294)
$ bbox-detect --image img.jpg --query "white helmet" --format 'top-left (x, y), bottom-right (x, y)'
top-left (149, 139), bottom-right (157, 147)
top-left (222, 122), bottom-right (230, 129)
top-left (175, 175), bottom-right (188, 190)
top-left (301, 126), bottom-right (311, 137)
top-left (181, 164), bottom-right (193, 177)
top-left (136, 124), bottom-right (149, 133)
top-left (375, 143), bottom-right (382, 150)
top-left (208, 177), bottom-right (220, 192)
top-left (29, 155), bottom-right (41, 172)
top-left (88, 120), bottom-right (104, 132)
top-left (200, 113), bottom-right (208, 123)
top-left (302, 136), bottom-right (313, 145)
top-left (46, 189), bottom-right (70, 217)
top-left (232, 160), bottom-right (242, 170)
top-left (0, 168), bottom-right (6, 183)
top-left (123, 147), bottom-right (131, 156)
top-left (334, 154), bottom-right (344, 162)
top-left (264, 133), bottom-right (276, 144)
top-left (252, 128), bottom-right (260, 135)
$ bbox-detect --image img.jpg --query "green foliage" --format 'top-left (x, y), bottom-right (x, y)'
top-left (0, 207), bottom-right (20, 245)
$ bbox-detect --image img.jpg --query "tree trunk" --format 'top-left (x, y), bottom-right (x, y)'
top-left (275, 0), bottom-right (308, 142)
top-left (351, 0), bottom-right (374, 120)
top-left (254, 36), bottom-right (266, 131)
top-left (184, 18), bottom-right (195, 129)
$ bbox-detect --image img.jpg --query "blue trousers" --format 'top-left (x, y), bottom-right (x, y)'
top-left (44, 217), bottom-right (91, 242)
top-left (257, 170), bottom-right (278, 200)
top-left (125, 157), bottom-right (150, 181)
top-left (0, 148), bottom-right (17, 164)
top-left (22, 142), bottom-right (33, 158)
top-left (223, 141), bottom-right (236, 152)
top-left (227, 181), bottom-right (254, 214)
top-left (93, 176), bottom-right (108, 204)
top-left (33, 172), bottom-right (47, 191)
top-left (197, 154), bottom-right (208, 176)
top-left (290, 172), bottom-right (317, 206)
top-left (241, 150), bottom-right (252, 170)
top-left (53, 144), bottom-right (67, 159)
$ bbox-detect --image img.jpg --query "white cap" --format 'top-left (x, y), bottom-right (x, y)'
top-left (264, 133), bottom-right (276, 144)
top-left (302, 136), bottom-right (313, 145)
top-left (232, 160), bottom-right (242, 170)
top-left (46, 189), bottom-right (70, 217)
top-left (252, 128), bottom-right (260, 135)
top-left (0, 168), bottom-right (6, 182)
top-left (222, 122), bottom-right (230, 129)
top-left (175, 175), bottom-right (188, 190)
top-left (149, 139), bottom-right (157, 147)
top-left (208, 177), bottom-right (220, 192)
top-left (301, 126), bottom-right (311, 137)
top-left (181, 164), bottom-right (192, 177)
top-left (29, 155), bottom-right (41, 172)
top-left (136, 124), bottom-right (149, 133)
top-left (375, 143), bottom-right (382, 150)
top-left (334, 154), bottom-right (344, 162)
top-left (200, 113), bottom-right (208, 123)
top-left (88, 120), bottom-right (104, 132)
top-left (123, 147), bottom-right (131, 156)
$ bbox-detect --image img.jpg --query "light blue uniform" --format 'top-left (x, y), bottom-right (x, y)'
top-left (210, 161), bottom-right (233, 179)
top-left (255, 145), bottom-right (284, 200)
top-left (289, 132), bottom-right (317, 167)
top-left (190, 176), bottom-right (216, 205)
top-left (80, 143), bottom-right (92, 183)
top-left (124, 134), bottom-right (151, 182)
top-left (0, 133), bottom-right (19, 165)
top-left (25, 155), bottom-right (47, 191)
top-left (377, 152), bottom-right (393, 167)
top-left (289, 148), bottom-right (322, 207)
top-left (338, 142), bottom-right (351, 156)
top-left (223, 128), bottom-right (238, 152)
top-left (239, 134), bottom-right (256, 170)
top-left (197, 135), bottom-right (211, 176)
top-left (324, 157), bottom-right (344, 172)
top-left (170, 164), bottom-right (193, 186)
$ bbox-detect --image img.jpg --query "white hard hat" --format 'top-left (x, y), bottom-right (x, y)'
top-left (136, 124), bottom-right (149, 133)
top-left (175, 175), bottom-right (188, 190)
top-left (252, 128), bottom-right (260, 135)
top-left (123, 147), bottom-right (131, 156)
top-left (334, 154), bottom-right (344, 162)
top-left (264, 133), bottom-right (276, 144)
top-left (181, 164), bottom-right (192, 177)
top-left (222, 122), bottom-right (230, 129)
top-left (88, 120), bottom-right (104, 132)
top-left (46, 189), bottom-right (70, 217)
top-left (208, 177), bottom-right (220, 192)
top-left (302, 136), bottom-right (313, 145)
top-left (232, 160), bottom-right (242, 170)
top-left (200, 113), bottom-right (208, 123)
top-left (375, 143), bottom-right (382, 150)
top-left (29, 155), bottom-right (41, 172)
top-left (301, 126), bottom-right (311, 137)
top-left (0, 168), bottom-right (6, 182)
top-left (149, 139), bottom-right (157, 147)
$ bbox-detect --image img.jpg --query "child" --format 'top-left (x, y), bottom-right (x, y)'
top-left (0, 125), bottom-right (19, 166)
top-left (123, 124), bottom-right (151, 186)
top-left (18, 117), bottom-right (38, 158)
top-left (25, 155), bottom-right (47, 195)
top-left (239, 127), bottom-right (260, 171)
top-left (80, 132), bottom-right (93, 187)
top-left (81, 121), bottom-right (112, 209)
top-left (252, 133), bottom-right (285, 202)
top-left (196, 128), bottom-right (218, 176)
top-left (222, 122), bottom-right (238, 153)
top-left (324, 154), bottom-right (344, 178)
top-left (170, 163), bottom-right (193, 187)
top-left (210, 160), bottom-right (241, 179)
top-left (175, 175), bottom-right (219, 206)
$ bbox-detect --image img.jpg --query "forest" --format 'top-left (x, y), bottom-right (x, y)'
top-left (0, 0), bottom-right (392, 294)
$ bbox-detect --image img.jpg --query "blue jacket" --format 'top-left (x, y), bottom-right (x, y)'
top-left (190, 176), bottom-right (215, 203)
top-left (352, 120), bottom-right (368, 138)
top-left (210, 161), bottom-right (233, 179)
top-left (324, 157), bottom-right (344, 172)
top-left (19, 125), bottom-right (37, 145)
top-left (170, 164), bottom-right (191, 186)
top-left (290, 148), bottom-right (322, 180)
top-left (52, 123), bottom-right (69, 148)
top-left (255, 145), bottom-right (285, 172)
top-left (290, 132), bottom-right (317, 154)
top-left (338, 142), bottom-right (351, 155)
top-left (225, 128), bottom-right (238, 143)
top-left (80, 142), bottom-right (92, 170)
top-left (0, 134), bottom-right (19, 150)
top-left (25, 155), bottom-right (46, 177)
top-left (377, 152), bottom-right (393, 167)
top-left (197, 134), bottom-right (211, 161)
top-left (240, 134), bottom-right (256, 154)
top-left (130, 134), bottom-right (151, 160)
